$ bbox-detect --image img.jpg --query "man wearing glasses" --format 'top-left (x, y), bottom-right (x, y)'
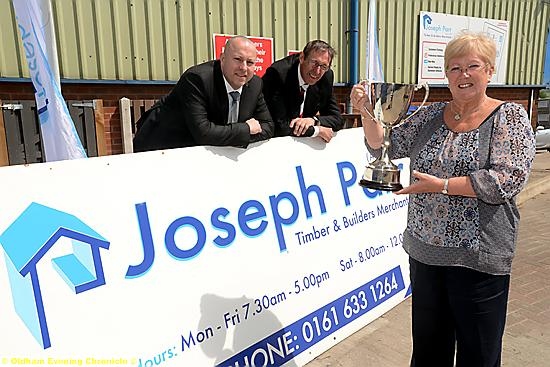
top-left (262, 40), bottom-right (343, 142)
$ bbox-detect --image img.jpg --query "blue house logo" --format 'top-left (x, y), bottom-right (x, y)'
top-left (0, 202), bottom-right (110, 349)
top-left (422, 14), bottom-right (432, 29)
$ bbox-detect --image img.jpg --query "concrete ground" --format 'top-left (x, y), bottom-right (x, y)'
top-left (305, 150), bottom-right (550, 367)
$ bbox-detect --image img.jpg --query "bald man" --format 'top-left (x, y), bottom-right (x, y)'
top-left (134, 36), bottom-right (274, 152)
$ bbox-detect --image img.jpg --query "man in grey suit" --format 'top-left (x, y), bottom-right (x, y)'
top-left (133, 36), bottom-right (273, 152)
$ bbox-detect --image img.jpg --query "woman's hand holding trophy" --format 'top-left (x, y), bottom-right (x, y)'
top-left (351, 82), bottom-right (384, 149)
top-left (351, 81), bottom-right (429, 191)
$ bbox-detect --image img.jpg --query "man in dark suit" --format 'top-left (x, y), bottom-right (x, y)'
top-left (262, 40), bottom-right (343, 143)
top-left (133, 36), bottom-right (273, 152)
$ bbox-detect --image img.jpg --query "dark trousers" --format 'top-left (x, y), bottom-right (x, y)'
top-left (409, 257), bottom-right (510, 367)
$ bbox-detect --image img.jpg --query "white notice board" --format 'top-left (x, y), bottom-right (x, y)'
top-left (418, 11), bottom-right (509, 85)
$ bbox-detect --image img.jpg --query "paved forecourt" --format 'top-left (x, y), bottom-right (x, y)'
top-left (305, 150), bottom-right (550, 367)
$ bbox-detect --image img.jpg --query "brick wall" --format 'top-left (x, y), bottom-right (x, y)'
top-left (334, 85), bottom-right (540, 128)
top-left (0, 82), bottom-right (171, 155)
top-left (0, 81), bottom-right (541, 156)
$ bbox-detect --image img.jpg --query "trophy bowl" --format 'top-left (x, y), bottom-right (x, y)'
top-left (359, 82), bottom-right (429, 191)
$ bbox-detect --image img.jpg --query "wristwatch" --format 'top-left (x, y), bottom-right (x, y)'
top-left (442, 178), bottom-right (449, 195)
top-left (313, 116), bottom-right (320, 126)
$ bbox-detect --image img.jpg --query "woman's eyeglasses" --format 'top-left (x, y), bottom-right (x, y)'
top-left (446, 63), bottom-right (489, 75)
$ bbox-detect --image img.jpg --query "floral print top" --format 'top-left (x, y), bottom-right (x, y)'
top-left (377, 101), bottom-right (536, 274)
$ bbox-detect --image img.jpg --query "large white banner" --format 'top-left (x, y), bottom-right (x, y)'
top-left (0, 128), bottom-right (410, 367)
top-left (418, 11), bottom-right (509, 85)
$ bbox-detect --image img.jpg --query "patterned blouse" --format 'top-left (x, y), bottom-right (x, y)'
top-left (372, 101), bottom-right (536, 275)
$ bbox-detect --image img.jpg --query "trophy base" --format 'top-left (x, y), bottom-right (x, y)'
top-left (359, 179), bottom-right (403, 192)
top-left (359, 162), bottom-right (403, 192)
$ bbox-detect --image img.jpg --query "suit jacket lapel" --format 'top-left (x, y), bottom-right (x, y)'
top-left (289, 60), bottom-right (303, 116)
top-left (213, 60), bottom-right (230, 123)
top-left (240, 83), bottom-right (252, 121)
top-left (304, 84), bottom-right (320, 117)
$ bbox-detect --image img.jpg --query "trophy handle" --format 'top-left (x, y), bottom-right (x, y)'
top-left (359, 79), bottom-right (377, 122)
top-left (405, 82), bottom-right (430, 121)
top-left (361, 105), bottom-right (377, 122)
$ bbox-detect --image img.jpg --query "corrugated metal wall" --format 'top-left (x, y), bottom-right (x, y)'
top-left (0, 0), bottom-right (349, 82)
top-left (362, 0), bottom-right (550, 85)
top-left (0, 0), bottom-right (548, 85)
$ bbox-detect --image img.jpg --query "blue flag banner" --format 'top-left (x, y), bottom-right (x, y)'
top-left (366, 0), bottom-right (384, 82)
top-left (12, 0), bottom-right (87, 162)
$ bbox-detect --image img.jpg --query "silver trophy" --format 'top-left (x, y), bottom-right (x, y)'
top-left (360, 82), bottom-right (429, 191)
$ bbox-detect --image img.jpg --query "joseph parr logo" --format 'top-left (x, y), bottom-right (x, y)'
top-left (423, 14), bottom-right (433, 29)
top-left (0, 202), bottom-right (110, 349)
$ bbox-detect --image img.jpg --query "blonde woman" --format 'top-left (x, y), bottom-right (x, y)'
top-left (351, 32), bottom-right (536, 366)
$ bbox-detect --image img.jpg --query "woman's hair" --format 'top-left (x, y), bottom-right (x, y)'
top-left (444, 31), bottom-right (497, 69)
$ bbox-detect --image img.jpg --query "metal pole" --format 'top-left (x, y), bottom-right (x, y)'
top-left (349, 0), bottom-right (359, 113)
top-left (44, 0), bottom-right (60, 85)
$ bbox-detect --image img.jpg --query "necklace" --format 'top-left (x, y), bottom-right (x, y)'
top-left (449, 99), bottom-right (485, 121)
top-left (450, 102), bottom-right (462, 120)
